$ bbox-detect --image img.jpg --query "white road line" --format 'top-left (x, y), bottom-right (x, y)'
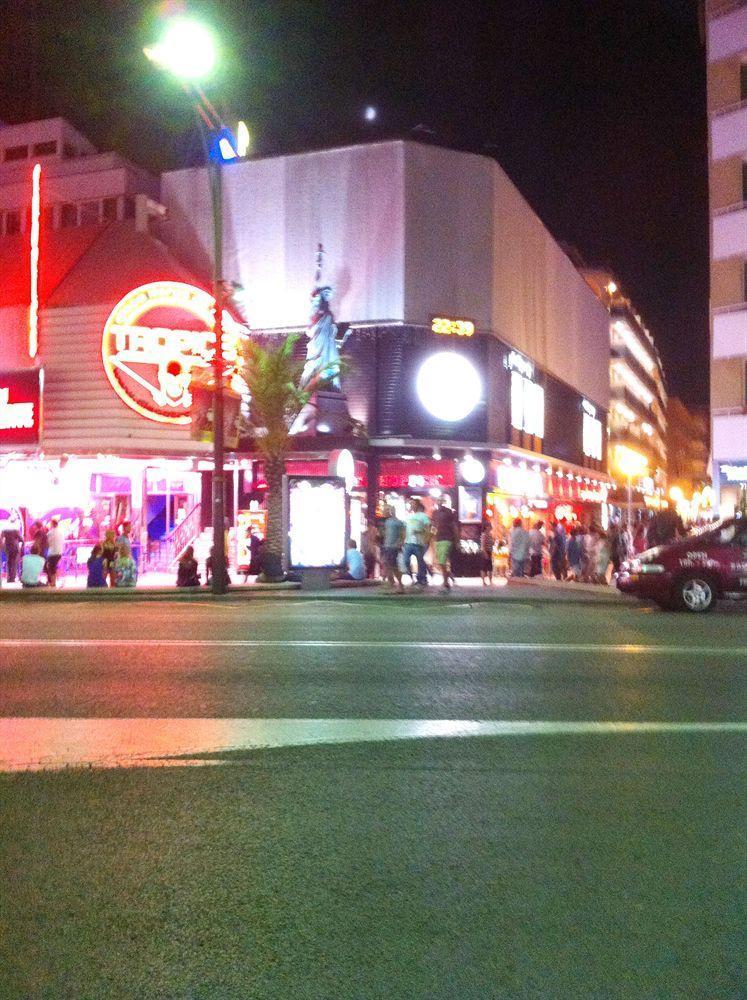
top-left (0, 639), bottom-right (744, 655)
top-left (1, 717), bottom-right (744, 773)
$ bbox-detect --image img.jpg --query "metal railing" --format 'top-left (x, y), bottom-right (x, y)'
top-left (147, 503), bottom-right (202, 571)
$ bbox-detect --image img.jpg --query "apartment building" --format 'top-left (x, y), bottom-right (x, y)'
top-left (581, 268), bottom-right (668, 509)
top-left (706, 0), bottom-right (747, 514)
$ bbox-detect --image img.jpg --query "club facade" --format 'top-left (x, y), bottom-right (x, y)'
top-left (0, 126), bottom-right (615, 574)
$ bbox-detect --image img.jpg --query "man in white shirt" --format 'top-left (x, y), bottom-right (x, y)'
top-left (45, 518), bottom-right (65, 587)
top-left (404, 499), bottom-right (432, 587)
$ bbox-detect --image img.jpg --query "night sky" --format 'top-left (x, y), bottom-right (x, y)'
top-left (0, 1), bottom-right (709, 406)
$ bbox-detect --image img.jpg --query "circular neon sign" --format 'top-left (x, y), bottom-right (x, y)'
top-left (415, 351), bottom-right (482, 423)
top-left (102, 281), bottom-right (243, 425)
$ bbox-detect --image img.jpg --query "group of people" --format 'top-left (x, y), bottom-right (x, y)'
top-left (1, 518), bottom-right (71, 589)
top-left (85, 529), bottom-right (138, 589)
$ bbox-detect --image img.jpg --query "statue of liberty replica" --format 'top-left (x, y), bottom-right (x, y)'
top-left (301, 244), bottom-right (349, 390)
top-left (294, 244), bottom-right (352, 435)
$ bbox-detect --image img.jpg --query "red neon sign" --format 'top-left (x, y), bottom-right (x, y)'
top-left (0, 369), bottom-right (43, 447)
top-left (28, 163), bottom-right (41, 359)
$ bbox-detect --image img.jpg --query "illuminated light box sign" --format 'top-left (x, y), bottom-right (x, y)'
top-left (0, 369), bottom-right (42, 447)
top-left (494, 464), bottom-right (544, 498)
top-left (416, 351), bottom-right (482, 423)
top-left (101, 281), bottom-right (245, 425)
top-left (720, 464), bottom-right (747, 484)
top-left (286, 476), bottom-right (348, 569)
top-left (431, 316), bottom-right (475, 338)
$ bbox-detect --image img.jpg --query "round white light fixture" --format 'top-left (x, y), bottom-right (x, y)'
top-left (460, 456), bottom-right (485, 484)
top-left (364, 105), bottom-right (378, 122)
top-left (415, 352), bottom-right (482, 422)
top-left (334, 448), bottom-right (355, 492)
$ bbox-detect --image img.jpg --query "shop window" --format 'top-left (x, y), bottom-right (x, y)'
top-left (102, 196), bottom-right (118, 221)
top-left (32, 140), bottom-right (57, 157)
top-left (510, 370), bottom-right (544, 438)
top-left (60, 203), bottom-right (78, 228)
top-left (4, 209), bottom-right (21, 235)
top-left (3, 144), bottom-right (28, 162)
top-left (79, 200), bottom-right (100, 225)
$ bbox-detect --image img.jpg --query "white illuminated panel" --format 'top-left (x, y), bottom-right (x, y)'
top-left (288, 479), bottom-right (347, 568)
top-left (416, 352), bottom-right (482, 422)
top-left (511, 371), bottom-right (544, 437)
top-left (583, 410), bottom-right (603, 461)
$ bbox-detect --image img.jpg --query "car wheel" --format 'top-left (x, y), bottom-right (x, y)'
top-left (675, 574), bottom-right (716, 613)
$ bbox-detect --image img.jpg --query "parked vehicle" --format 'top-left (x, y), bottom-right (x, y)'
top-left (617, 517), bottom-right (747, 612)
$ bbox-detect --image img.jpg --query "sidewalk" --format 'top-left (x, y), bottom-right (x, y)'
top-left (0, 573), bottom-right (628, 606)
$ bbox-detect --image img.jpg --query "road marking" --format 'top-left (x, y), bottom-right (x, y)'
top-left (0, 639), bottom-right (744, 656)
top-left (0, 717), bottom-right (744, 772)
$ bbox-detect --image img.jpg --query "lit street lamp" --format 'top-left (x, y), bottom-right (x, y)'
top-left (614, 445), bottom-right (648, 529)
top-left (145, 17), bottom-right (248, 594)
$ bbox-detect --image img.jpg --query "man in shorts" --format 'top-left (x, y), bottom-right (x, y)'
top-left (431, 499), bottom-right (459, 591)
top-left (45, 518), bottom-right (65, 587)
top-left (381, 506), bottom-right (406, 592)
top-left (404, 499), bottom-right (431, 588)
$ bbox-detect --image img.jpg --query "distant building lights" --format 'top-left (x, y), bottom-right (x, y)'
top-left (364, 106), bottom-right (378, 122)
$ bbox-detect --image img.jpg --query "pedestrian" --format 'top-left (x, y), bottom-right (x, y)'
top-left (206, 546), bottom-right (231, 588)
top-left (86, 544), bottom-right (108, 588)
top-left (340, 539), bottom-right (366, 581)
top-left (1, 526), bottom-right (21, 583)
top-left (595, 531), bottom-right (612, 584)
top-left (431, 499), bottom-right (459, 591)
top-left (101, 529), bottom-right (118, 588)
top-left (550, 521), bottom-right (568, 580)
top-left (480, 522), bottom-right (495, 586)
top-left (32, 520), bottom-right (48, 557)
top-left (45, 517), bottom-right (65, 587)
top-left (361, 521), bottom-right (380, 579)
top-left (114, 541), bottom-right (138, 588)
top-left (508, 517), bottom-right (530, 577)
top-left (567, 527), bottom-right (583, 581)
top-left (381, 505), bottom-right (406, 592)
top-left (403, 499), bottom-right (431, 588)
top-left (20, 543), bottom-right (46, 588)
top-left (633, 521), bottom-right (648, 555)
top-left (176, 545), bottom-right (200, 587)
top-left (528, 520), bottom-right (544, 577)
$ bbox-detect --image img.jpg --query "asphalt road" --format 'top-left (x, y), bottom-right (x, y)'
top-left (0, 596), bottom-right (745, 999)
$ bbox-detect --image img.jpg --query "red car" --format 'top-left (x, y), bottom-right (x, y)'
top-left (617, 517), bottom-right (747, 612)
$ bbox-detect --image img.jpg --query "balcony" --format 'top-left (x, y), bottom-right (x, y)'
top-left (711, 101), bottom-right (747, 160)
top-left (713, 304), bottom-right (747, 358)
top-left (712, 204), bottom-right (747, 260)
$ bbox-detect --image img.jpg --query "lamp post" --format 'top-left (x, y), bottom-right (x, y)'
top-left (145, 17), bottom-right (247, 594)
top-left (614, 445), bottom-right (648, 531)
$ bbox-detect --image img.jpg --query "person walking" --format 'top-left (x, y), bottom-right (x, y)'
top-left (176, 545), bottom-right (200, 587)
top-left (509, 517), bottom-right (530, 577)
top-left (101, 529), bottom-right (118, 588)
top-left (32, 520), bottom-right (48, 558)
top-left (528, 520), bottom-right (544, 577)
top-left (86, 544), bottom-right (108, 588)
top-left (480, 522), bottom-right (495, 586)
top-left (550, 521), bottom-right (568, 581)
top-left (361, 521), bottom-right (380, 580)
top-left (595, 531), bottom-right (612, 584)
top-left (403, 499), bottom-right (431, 588)
top-left (633, 521), bottom-right (648, 555)
top-left (431, 499), bottom-right (459, 591)
top-left (381, 505), bottom-right (406, 592)
top-left (1, 526), bottom-right (22, 584)
top-left (45, 517), bottom-right (65, 587)
top-left (567, 527), bottom-right (583, 581)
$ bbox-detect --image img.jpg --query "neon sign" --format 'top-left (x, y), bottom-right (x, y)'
top-left (0, 370), bottom-right (42, 446)
top-left (29, 163), bottom-right (41, 360)
top-left (101, 282), bottom-right (244, 425)
top-left (431, 316), bottom-right (475, 338)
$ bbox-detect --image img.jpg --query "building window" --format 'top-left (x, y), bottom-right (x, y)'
top-left (3, 144), bottom-right (28, 162)
top-left (32, 140), bottom-right (57, 157)
top-left (510, 370), bottom-right (544, 438)
top-left (4, 209), bottom-right (21, 235)
top-left (102, 196), bottom-right (118, 221)
top-left (123, 196), bottom-right (136, 219)
top-left (79, 200), bottom-right (100, 225)
top-left (60, 203), bottom-right (78, 228)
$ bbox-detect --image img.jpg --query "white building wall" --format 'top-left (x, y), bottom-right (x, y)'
top-left (161, 140), bottom-right (609, 409)
top-left (160, 142), bottom-right (406, 330)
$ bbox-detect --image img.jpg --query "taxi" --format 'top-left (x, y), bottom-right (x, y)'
top-left (617, 517), bottom-right (747, 612)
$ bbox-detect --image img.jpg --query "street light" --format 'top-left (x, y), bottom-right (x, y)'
top-left (145, 17), bottom-right (245, 595)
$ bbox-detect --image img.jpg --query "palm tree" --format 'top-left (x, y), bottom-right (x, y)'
top-left (240, 334), bottom-right (316, 580)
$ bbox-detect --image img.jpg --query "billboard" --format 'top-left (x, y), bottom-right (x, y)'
top-left (0, 368), bottom-right (42, 448)
top-left (286, 476), bottom-right (347, 569)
